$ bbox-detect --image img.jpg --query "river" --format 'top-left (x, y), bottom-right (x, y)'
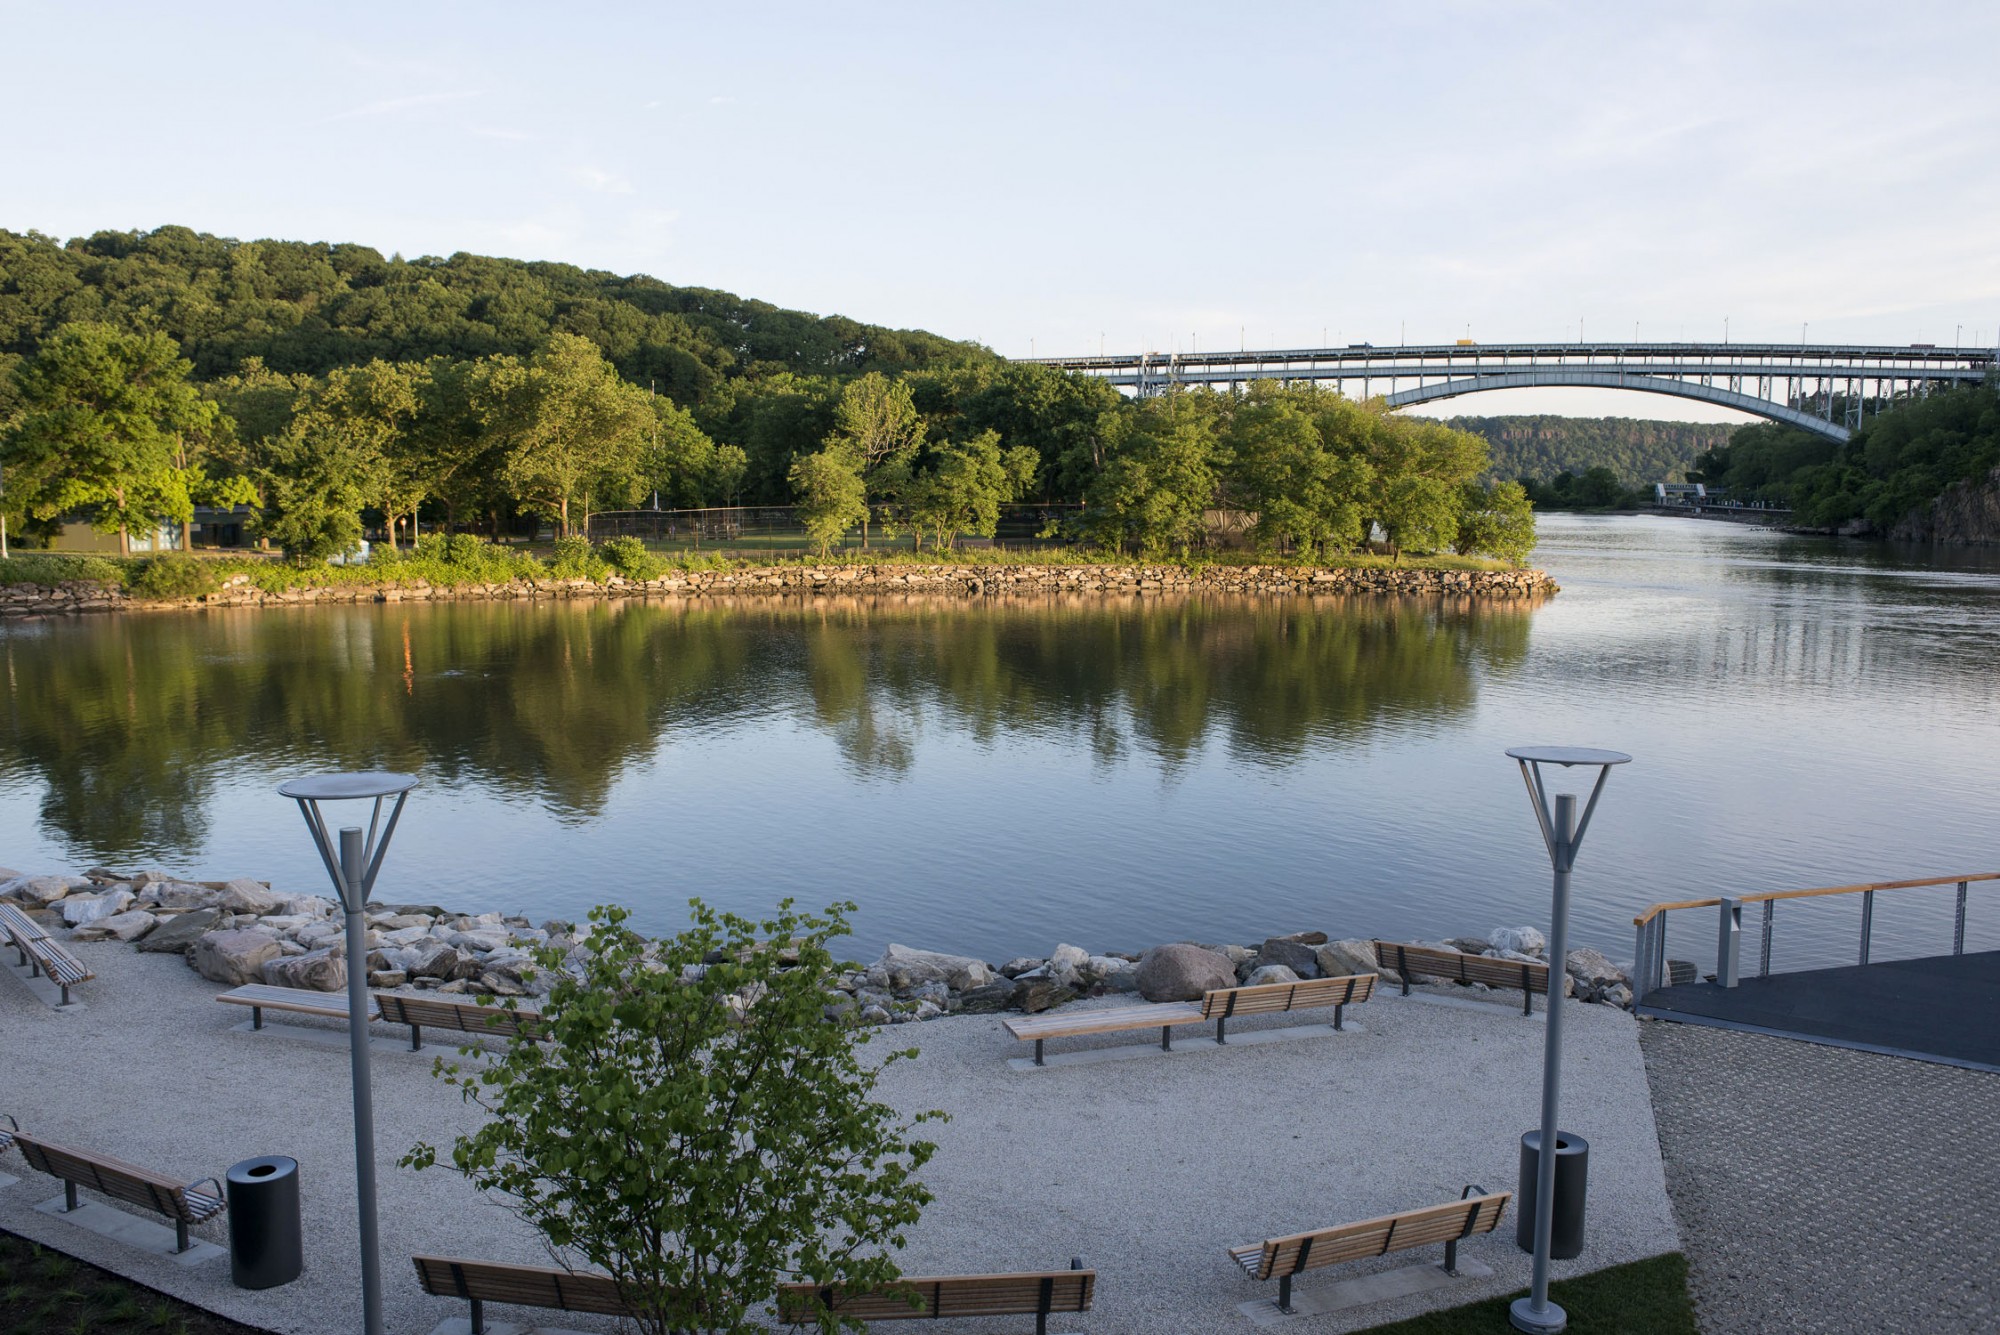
top-left (3, 513), bottom-right (1997, 970)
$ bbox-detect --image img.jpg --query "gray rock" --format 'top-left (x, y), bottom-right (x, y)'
top-left (276, 939), bottom-right (307, 956)
top-left (1257, 937), bottom-right (1323, 978)
top-left (192, 928), bottom-right (284, 985)
top-left (912, 1000), bottom-right (943, 1021)
top-left (217, 878), bottom-right (284, 914)
top-left (1011, 975), bottom-right (1074, 1014)
top-left (480, 972), bottom-right (528, 997)
top-left (260, 947), bottom-right (346, 992)
top-left (1134, 943), bottom-right (1237, 1002)
top-left (145, 880), bottom-right (226, 909)
top-left (999, 957), bottom-right (1045, 978)
top-left (294, 922), bottom-right (345, 953)
top-left (1244, 964), bottom-right (1301, 986)
top-left (1314, 938), bottom-right (1384, 981)
top-left (4, 875), bottom-right (93, 907)
top-left (1046, 943), bottom-right (1091, 985)
top-left (1446, 936), bottom-right (1493, 955)
top-left (876, 943), bottom-right (995, 991)
top-left (0, 866), bottom-right (24, 882)
top-left (955, 981), bottom-right (1017, 1014)
top-left (75, 909), bottom-right (158, 942)
top-left (447, 927), bottom-right (511, 953)
top-left (378, 924), bottom-right (433, 948)
top-left (279, 893), bottom-right (334, 918)
top-left (1099, 966), bottom-right (1141, 994)
top-left (858, 1004), bottom-right (892, 1025)
top-left (1601, 982), bottom-right (1634, 1009)
top-left (1271, 930), bottom-right (1330, 946)
top-left (61, 888), bottom-right (136, 928)
top-left (368, 970), bottom-right (408, 989)
top-left (1488, 925), bottom-right (1547, 958)
top-left (135, 907), bottom-right (222, 953)
top-left (823, 994), bottom-right (858, 1023)
top-left (1220, 944), bottom-right (1257, 966)
top-left (1564, 946), bottom-right (1628, 1003)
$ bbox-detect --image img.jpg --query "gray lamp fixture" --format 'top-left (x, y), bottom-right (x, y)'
top-left (277, 771), bottom-right (417, 1335)
top-left (1504, 746), bottom-right (1630, 1335)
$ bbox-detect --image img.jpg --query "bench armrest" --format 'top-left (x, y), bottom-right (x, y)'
top-left (188, 1176), bottom-right (224, 1200)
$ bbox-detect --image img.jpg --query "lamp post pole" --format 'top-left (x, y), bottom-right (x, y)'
top-left (279, 772), bottom-right (417, 1335)
top-left (1505, 747), bottom-right (1629, 1335)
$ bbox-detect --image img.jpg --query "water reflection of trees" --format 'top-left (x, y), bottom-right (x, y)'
top-left (0, 593), bottom-right (1535, 858)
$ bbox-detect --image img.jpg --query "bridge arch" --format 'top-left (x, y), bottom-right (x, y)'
top-left (1379, 370), bottom-right (1848, 441)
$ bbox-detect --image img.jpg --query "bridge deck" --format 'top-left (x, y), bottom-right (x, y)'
top-left (1636, 949), bottom-right (2000, 1072)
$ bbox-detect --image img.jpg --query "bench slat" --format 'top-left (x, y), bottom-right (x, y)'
top-left (11, 1132), bottom-right (217, 1225)
top-left (217, 983), bottom-right (370, 1020)
top-left (375, 993), bottom-right (544, 1037)
top-left (1247, 1193), bottom-right (1512, 1279)
top-left (775, 1271), bottom-right (1096, 1323)
top-left (1001, 1002), bottom-right (1202, 1041)
top-left (412, 1255), bottom-right (633, 1317)
top-left (1374, 941), bottom-right (1550, 994)
top-left (1200, 974), bottom-right (1375, 1019)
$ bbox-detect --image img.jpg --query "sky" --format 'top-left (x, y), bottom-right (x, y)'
top-left (5, 1), bottom-right (1998, 421)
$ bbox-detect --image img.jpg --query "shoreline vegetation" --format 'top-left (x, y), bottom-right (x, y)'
top-left (0, 546), bottom-right (1556, 615)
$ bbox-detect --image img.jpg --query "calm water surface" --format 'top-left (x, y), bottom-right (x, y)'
top-left (4, 514), bottom-right (1997, 970)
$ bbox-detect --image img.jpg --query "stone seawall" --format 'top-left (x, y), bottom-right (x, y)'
top-left (0, 562), bottom-right (1556, 616)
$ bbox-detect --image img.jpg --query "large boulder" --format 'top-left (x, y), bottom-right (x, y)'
top-left (396, 938), bottom-right (462, 980)
top-left (876, 943), bottom-right (995, 992)
top-left (135, 907), bottom-right (223, 953)
top-left (1564, 946), bottom-right (1628, 1003)
top-left (145, 881), bottom-right (226, 910)
top-left (75, 909), bottom-right (158, 942)
top-left (192, 928), bottom-right (284, 985)
top-left (955, 980), bottom-right (1018, 1014)
top-left (1488, 926), bottom-right (1547, 958)
top-left (1244, 964), bottom-right (1301, 986)
top-left (1010, 975), bottom-right (1072, 1014)
top-left (1257, 937), bottom-right (1322, 978)
top-left (61, 889), bottom-right (137, 928)
top-left (1134, 943), bottom-right (1237, 1002)
top-left (1045, 944), bottom-right (1091, 987)
top-left (3, 875), bottom-right (93, 907)
top-left (261, 948), bottom-right (346, 992)
top-left (1314, 939), bottom-right (1385, 982)
top-left (216, 878), bottom-right (285, 915)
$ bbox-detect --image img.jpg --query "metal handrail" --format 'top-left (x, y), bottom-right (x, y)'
top-left (1631, 871), bottom-right (1995, 995)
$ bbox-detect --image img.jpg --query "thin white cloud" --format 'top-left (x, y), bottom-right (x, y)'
top-left (315, 90), bottom-right (481, 125)
top-left (573, 167), bottom-right (636, 195)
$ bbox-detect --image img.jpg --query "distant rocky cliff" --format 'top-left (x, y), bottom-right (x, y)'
top-left (1889, 465), bottom-right (2000, 546)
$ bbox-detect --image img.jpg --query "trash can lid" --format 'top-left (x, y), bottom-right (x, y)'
top-left (227, 1155), bottom-right (299, 1184)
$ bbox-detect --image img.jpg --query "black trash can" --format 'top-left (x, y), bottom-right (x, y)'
top-left (226, 1156), bottom-right (302, 1289)
top-left (1515, 1130), bottom-right (1588, 1259)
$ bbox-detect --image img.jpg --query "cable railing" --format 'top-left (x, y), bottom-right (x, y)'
top-left (1631, 871), bottom-right (1997, 995)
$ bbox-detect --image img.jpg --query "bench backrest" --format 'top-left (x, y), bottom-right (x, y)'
top-left (1375, 942), bottom-right (1549, 994)
top-left (11, 1132), bottom-right (201, 1222)
top-left (0, 903), bottom-right (50, 944)
top-left (412, 1255), bottom-right (633, 1317)
top-left (776, 1271), bottom-right (1096, 1324)
top-left (1200, 972), bottom-right (1375, 1020)
top-left (375, 993), bottom-right (544, 1038)
top-left (1254, 1192), bottom-right (1511, 1280)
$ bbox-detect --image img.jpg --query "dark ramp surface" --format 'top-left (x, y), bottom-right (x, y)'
top-left (1638, 949), bottom-right (2000, 1071)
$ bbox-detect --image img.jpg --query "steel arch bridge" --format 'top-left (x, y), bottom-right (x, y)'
top-left (1023, 342), bottom-right (1997, 442)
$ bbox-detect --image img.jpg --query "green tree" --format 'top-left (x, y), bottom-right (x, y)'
top-left (1079, 394), bottom-right (1219, 555)
top-left (824, 373), bottom-right (925, 548)
top-left (1225, 386), bottom-right (1372, 558)
top-left (478, 334), bottom-right (653, 537)
top-left (1453, 479), bottom-right (1537, 563)
top-left (788, 449), bottom-right (868, 555)
top-left (404, 900), bottom-right (940, 1335)
top-left (904, 429), bottom-right (1037, 550)
top-left (1, 322), bottom-right (217, 555)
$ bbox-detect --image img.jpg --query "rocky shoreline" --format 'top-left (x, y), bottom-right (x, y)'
top-left (0, 562), bottom-right (1556, 617)
top-left (1, 865), bottom-right (1635, 1021)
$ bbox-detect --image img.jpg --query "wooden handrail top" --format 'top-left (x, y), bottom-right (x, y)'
top-left (1633, 871), bottom-right (1999, 926)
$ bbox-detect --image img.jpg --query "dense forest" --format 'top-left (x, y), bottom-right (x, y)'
top-left (1689, 381), bottom-right (2000, 531)
top-left (1447, 415), bottom-right (1729, 485)
top-left (0, 226), bottom-right (1535, 565)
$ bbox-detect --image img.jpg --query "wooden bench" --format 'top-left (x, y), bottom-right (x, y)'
top-left (11, 1129), bottom-right (225, 1254)
top-left (0, 902), bottom-right (94, 1005)
top-left (1004, 974), bottom-right (1376, 1065)
top-left (777, 1262), bottom-right (1094, 1334)
top-left (1229, 1187), bottom-right (1511, 1314)
top-left (413, 1254), bottom-right (633, 1332)
top-left (217, 982), bottom-right (376, 1030)
top-left (1375, 941), bottom-right (1551, 1016)
top-left (375, 992), bottom-right (544, 1051)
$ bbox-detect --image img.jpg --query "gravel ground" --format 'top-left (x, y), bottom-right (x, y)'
top-left (1641, 1020), bottom-right (2000, 1334)
top-left (0, 942), bottom-right (1677, 1334)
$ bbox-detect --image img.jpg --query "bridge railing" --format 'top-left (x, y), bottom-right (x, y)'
top-left (1631, 871), bottom-right (1998, 995)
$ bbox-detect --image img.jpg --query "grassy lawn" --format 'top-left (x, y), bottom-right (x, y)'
top-left (1356, 1253), bottom-right (1698, 1335)
top-left (0, 1230), bottom-right (270, 1335)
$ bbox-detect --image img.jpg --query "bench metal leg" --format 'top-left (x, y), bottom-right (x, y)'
top-left (1161, 1025), bottom-right (1173, 1052)
top-left (252, 1006), bottom-right (264, 1030)
top-left (1523, 986), bottom-right (1534, 1017)
top-left (58, 982), bottom-right (71, 1006)
top-left (175, 1218), bottom-right (190, 1254)
top-left (1277, 1273), bottom-right (1295, 1314)
top-left (410, 1024), bottom-right (423, 1052)
top-left (1444, 1238), bottom-right (1459, 1275)
top-left (1215, 1016), bottom-right (1227, 1044)
top-left (63, 1180), bottom-right (79, 1212)
top-left (469, 1297), bottom-right (484, 1334)
top-left (1034, 1038), bottom-right (1044, 1066)
top-left (1333, 1003), bottom-right (1344, 1031)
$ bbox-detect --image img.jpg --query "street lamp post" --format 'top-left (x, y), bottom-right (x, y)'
top-left (277, 771), bottom-right (418, 1335)
top-left (1504, 746), bottom-right (1630, 1335)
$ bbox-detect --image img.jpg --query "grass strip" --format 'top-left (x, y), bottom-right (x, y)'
top-left (1354, 1253), bottom-right (1698, 1335)
top-left (0, 1229), bottom-right (271, 1335)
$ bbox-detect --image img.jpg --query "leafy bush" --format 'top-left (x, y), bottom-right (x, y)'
top-left (405, 901), bottom-right (941, 1335)
top-left (596, 535), bottom-right (667, 581)
top-left (124, 553), bottom-right (221, 599)
top-left (546, 534), bottom-right (609, 581)
top-left (0, 553), bottom-right (123, 587)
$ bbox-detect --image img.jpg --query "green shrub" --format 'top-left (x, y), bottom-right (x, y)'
top-left (124, 554), bottom-right (221, 600)
top-left (596, 535), bottom-right (666, 581)
top-left (546, 534), bottom-right (609, 581)
top-left (0, 553), bottom-right (123, 587)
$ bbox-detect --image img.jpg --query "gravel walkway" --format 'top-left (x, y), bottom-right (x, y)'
top-left (1641, 1020), bottom-right (2000, 1333)
top-left (0, 942), bottom-right (1677, 1334)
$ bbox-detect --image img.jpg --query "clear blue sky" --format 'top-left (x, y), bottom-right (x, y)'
top-left (6, 1), bottom-right (1996, 420)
